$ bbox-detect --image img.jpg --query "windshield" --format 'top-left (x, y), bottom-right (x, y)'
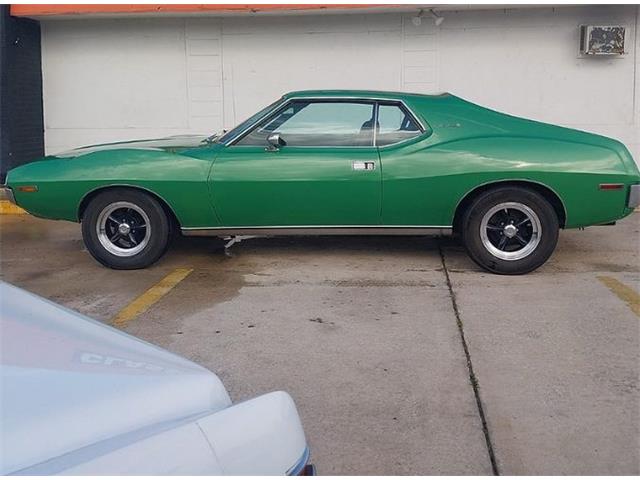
top-left (216, 97), bottom-right (285, 144)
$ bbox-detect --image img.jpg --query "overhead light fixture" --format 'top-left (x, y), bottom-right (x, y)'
top-left (429, 9), bottom-right (444, 27)
top-left (411, 9), bottom-right (423, 26)
top-left (411, 9), bottom-right (444, 27)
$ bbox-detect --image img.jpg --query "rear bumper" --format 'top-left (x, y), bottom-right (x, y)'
top-left (628, 184), bottom-right (640, 209)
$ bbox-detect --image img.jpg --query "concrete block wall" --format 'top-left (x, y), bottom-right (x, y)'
top-left (40, 5), bottom-right (639, 163)
top-left (401, 14), bottom-right (438, 93)
top-left (185, 19), bottom-right (223, 132)
top-left (0, 5), bottom-right (44, 179)
top-left (437, 6), bottom-right (639, 163)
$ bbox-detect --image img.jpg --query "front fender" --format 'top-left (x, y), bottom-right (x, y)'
top-left (7, 150), bottom-right (219, 228)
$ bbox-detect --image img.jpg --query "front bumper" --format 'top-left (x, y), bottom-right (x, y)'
top-left (287, 446), bottom-right (316, 475)
top-left (628, 184), bottom-right (640, 209)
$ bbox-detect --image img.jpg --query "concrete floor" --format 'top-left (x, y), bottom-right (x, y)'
top-left (1, 213), bottom-right (638, 475)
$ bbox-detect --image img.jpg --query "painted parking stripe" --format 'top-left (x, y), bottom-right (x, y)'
top-left (597, 276), bottom-right (640, 317)
top-left (111, 268), bottom-right (193, 328)
top-left (0, 200), bottom-right (27, 214)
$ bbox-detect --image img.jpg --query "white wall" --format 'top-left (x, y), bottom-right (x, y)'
top-left (41, 5), bottom-right (640, 163)
top-left (437, 6), bottom-right (639, 162)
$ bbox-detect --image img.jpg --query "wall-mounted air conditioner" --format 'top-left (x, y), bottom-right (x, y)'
top-left (580, 25), bottom-right (625, 55)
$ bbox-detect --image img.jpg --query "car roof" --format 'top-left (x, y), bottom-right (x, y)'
top-left (283, 89), bottom-right (452, 101)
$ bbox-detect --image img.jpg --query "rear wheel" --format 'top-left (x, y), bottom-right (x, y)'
top-left (81, 189), bottom-right (171, 269)
top-left (461, 187), bottom-right (559, 274)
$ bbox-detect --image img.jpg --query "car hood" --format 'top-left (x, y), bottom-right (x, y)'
top-left (0, 282), bottom-right (231, 474)
top-left (52, 134), bottom-right (214, 158)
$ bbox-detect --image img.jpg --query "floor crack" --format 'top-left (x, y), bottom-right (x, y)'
top-left (438, 241), bottom-right (500, 475)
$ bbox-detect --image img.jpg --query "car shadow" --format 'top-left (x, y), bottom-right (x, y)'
top-left (169, 234), bottom-right (460, 259)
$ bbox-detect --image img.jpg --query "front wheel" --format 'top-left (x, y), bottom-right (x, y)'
top-left (461, 187), bottom-right (559, 275)
top-left (81, 189), bottom-right (171, 269)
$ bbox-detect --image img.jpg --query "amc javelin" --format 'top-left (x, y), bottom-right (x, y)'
top-left (4, 90), bottom-right (639, 274)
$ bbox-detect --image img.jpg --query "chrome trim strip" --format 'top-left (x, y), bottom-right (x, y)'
top-left (224, 96), bottom-right (427, 147)
top-left (181, 226), bottom-right (452, 236)
top-left (286, 446), bottom-right (311, 476)
top-left (372, 100), bottom-right (379, 147)
top-left (628, 184), bottom-right (640, 208)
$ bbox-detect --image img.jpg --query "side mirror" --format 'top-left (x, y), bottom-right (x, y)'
top-left (266, 133), bottom-right (286, 151)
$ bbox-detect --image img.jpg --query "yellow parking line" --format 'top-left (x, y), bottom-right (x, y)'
top-left (112, 268), bottom-right (193, 328)
top-left (0, 200), bottom-right (27, 214)
top-left (597, 276), bottom-right (640, 317)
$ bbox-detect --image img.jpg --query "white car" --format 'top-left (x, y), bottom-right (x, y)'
top-left (0, 282), bottom-right (314, 475)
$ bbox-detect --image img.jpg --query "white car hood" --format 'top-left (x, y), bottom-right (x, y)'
top-left (0, 283), bottom-right (231, 474)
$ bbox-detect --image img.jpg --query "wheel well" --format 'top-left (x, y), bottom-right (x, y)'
top-left (452, 180), bottom-right (567, 234)
top-left (78, 186), bottom-right (181, 231)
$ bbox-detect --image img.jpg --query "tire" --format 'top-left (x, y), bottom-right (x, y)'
top-left (461, 187), bottom-right (559, 275)
top-left (81, 189), bottom-right (171, 269)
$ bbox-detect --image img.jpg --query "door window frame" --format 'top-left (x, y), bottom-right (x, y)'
top-left (224, 96), bottom-right (429, 149)
top-left (229, 98), bottom-right (377, 149)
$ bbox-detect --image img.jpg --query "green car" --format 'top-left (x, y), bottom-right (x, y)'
top-left (5, 90), bottom-right (640, 274)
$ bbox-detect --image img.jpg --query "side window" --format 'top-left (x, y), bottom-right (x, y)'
top-left (376, 103), bottom-right (422, 146)
top-left (236, 101), bottom-right (375, 147)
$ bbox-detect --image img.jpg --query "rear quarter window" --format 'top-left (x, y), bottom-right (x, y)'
top-left (376, 103), bottom-right (422, 146)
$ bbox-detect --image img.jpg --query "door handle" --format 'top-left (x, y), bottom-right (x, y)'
top-left (352, 161), bottom-right (376, 171)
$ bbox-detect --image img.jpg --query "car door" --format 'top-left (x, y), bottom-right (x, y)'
top-left (210, 99), bottom-right (381, 227)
